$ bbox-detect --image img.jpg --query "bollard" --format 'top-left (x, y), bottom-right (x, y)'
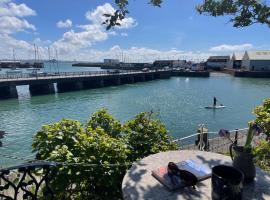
top-left (234, 129), bottom-right (238, 145)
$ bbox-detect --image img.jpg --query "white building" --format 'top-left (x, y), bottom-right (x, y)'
top-left (206, 56), bottom-right (230, 70)
top-left (242, 51), bottom-right (270, 71)
top-left (228, 52), bottom-right (244, 69)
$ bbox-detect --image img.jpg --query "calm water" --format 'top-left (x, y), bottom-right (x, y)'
top-left (0, 61), bottom-right (103, 74)
top-left (0, 64), bottom-right (270, 166)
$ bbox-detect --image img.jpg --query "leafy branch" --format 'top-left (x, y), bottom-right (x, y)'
top-left (104, 0), bottom-right (270, 29)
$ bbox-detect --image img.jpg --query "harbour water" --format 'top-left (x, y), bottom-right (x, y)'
top-left (0, 63), bottom-right (270, 166)
top-left (0, 61), bottom-right (103, 74)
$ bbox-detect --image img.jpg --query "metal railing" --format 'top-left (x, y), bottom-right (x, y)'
top-left (0, 162), bottom-right (57, 199)
top-left (173, 127), bottom-right (249, 154)
top-left (0, 69), bottom-right (171, 81)
top-left (0, 159), bottom-right (131, 199)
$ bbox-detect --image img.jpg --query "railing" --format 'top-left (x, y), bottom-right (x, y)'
top-left (0, 162), bottom-right (57, 199)
top-left (173, 127), bottom-right (265, 154)
top-left (0, 158), bottom-right (131, 199)
top-left (0, 69), bottom-right (171, 81)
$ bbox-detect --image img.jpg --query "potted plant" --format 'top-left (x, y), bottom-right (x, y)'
top-left (231, 124), bottom-right (262, 183)
top-left (219, 98), bottom-right (270, 183)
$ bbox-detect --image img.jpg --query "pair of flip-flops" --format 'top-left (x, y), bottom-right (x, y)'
top-left (167, 162), bottom-right (198, 189)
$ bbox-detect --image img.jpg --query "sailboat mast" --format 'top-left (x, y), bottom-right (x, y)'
top-left (48, 46), bottom-right (51, 72)
top-left (13, 48), bottom-right (15, 62)
top-left (33, 44), bottom-right (37, 62)
top-left (55, 48), bottom-right (59, 73)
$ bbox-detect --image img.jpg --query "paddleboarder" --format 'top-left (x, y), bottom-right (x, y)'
top-left (213, 97), bottom-right (217, 107)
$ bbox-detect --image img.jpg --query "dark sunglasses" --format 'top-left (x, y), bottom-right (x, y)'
top-left (167, 162), bottom-right (198, 189)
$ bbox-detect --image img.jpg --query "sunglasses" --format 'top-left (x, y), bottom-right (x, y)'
top-left (167, 162), bottom-right (198, 189)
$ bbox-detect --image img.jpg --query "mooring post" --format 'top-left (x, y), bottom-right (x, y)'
top-left (234, 129), bottom-right (238, 145)
top-left (199, 124), bottom-right (204, 151)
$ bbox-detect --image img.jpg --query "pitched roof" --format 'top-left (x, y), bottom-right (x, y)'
top-left (232, 52), bottom-right (244, 60)
top-left (245, 51), bottom-right (270, 60)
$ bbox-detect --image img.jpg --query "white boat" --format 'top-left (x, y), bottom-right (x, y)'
top-left (205, 105), bottom-right (226, 109)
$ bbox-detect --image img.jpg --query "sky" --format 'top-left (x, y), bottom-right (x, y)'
top-left (0, 0), bottom-right (270, 62)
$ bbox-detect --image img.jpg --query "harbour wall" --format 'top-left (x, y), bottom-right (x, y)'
top-left (0, 70), bottom-right (209, 99)
top-left (234, 71), bottom-right (270, 78)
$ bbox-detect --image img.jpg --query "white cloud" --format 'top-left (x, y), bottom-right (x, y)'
top-left (210, 43), bottom-right (253, 52)
top-left (0, 2), bottom-right (138, 60)
top-left (85, 3), bottom-right (137, 29)
top-left (53, 27), bottom-right (108, 54)
top-left (53, 3), bottom-right (136, 54)
top-left (0, 34), bottom-right (32, 59)
top-left (121, 32), bottom-right (128, 37)
top-left (0, 1), bottom-right (48, 60)
top-left (0, 16), bottom-right (36, 33)
top-left (0, 34), bottom-right (32, 50)
top-left (108, 31), bottom-right (117, 36)
top-left (33, 37), bottom-right (52, 45)
top-left (0, 0), bottom-right (36, 34)
top-left (56, 45), bottom-right (212, 62)
top-left (56, 19), bottom-right (72, 28)
top-left (0, 1), bottom-right (36, 17)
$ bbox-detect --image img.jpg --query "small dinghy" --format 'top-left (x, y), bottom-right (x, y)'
top-left (205, 105), bottom-right (226, 109)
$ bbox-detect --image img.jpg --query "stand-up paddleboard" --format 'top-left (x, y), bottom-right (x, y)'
top-left (205, 105), bottom-right (226, 109)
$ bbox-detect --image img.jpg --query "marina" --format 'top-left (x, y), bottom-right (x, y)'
top-left (0, 70), bottom-right (269, 167)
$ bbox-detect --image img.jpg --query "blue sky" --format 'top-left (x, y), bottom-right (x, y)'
top-left (0, 0), bottom-right (269, 61)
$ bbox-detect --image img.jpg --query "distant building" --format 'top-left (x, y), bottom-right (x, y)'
top-left (242, 50), bottom-right (270, 71)
top-left (172, 60), bottom-right (186, 68)
top-left (153, 60), bottom-right (186, 68)
top-left (191, 63), bottom-right (205, 71)
top-left (206, 56), bottom-right (230, 70)
top-left (104, 59), bottom-right (120, 65)
top-left (153, 60), bottom-right (174, 68)
top-left (228, 52), bottom-right (244, 69)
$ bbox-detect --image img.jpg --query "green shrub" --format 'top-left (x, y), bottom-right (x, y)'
top-left (32, 109), bottom-right (176, 199)
top-left (253, 140), bottom-right (270, 172)
top-left (87, 108), bottom-right (122, 138)
top-left (253, 98), bottom-right (270, 141)
top-left (32, 119), bottom-right (84, 161)
top-left (123, 112), bottom-right (177, 161)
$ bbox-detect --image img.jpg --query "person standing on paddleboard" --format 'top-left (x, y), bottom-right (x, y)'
top-left (213, 97), bottom-right (217, 106)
